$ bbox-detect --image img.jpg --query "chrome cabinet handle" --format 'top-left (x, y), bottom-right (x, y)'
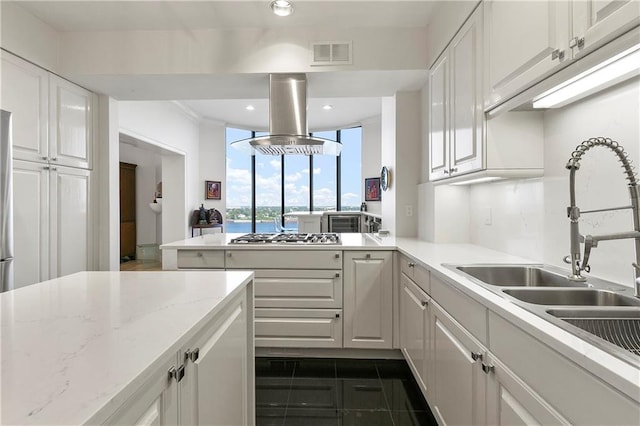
top-left (335, 312), bottom-right (340, 318)
top-left (482, 363), bottom-right (495, 374)
top-left (470, 352), bottom-right (483, 362)
top-left (421, 300), bottom-right (428, 307)
top-left (450, 167), bottom-right (458, 173)
top-left (569, 37), bottom-right (584, 49)
top-left (227, 252), bottom-right (232, 257)
top-left (185, 348), bottom-right (200, 363)
top-left (335, 272), bottom-right (340, 278)
top-left (51, 157), bottom-right (57, 162)
top-left (334, 253), bottom-right (340, 259)
top-left (168, 366), bottom-right (177, 381)
top-left (408, 262), bottom-right (415, 268)
top-left (444, 169), bottom-right (449, 175)
top-left (551, 49), bottom-right (565, 60)
top-left (365, 253), bottom-right (371, 259)
top-left (42, 156), bottom-right (49, 161)
top-left (197, 252), bottom-right (203, 257)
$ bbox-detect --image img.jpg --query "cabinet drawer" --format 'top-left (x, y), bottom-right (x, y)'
top-left (254, 270), bottom-right (342, 308)
top-left (400, 255), bottom-right (430, 293)
top-left (225, 250), bottom-right (342, 270)
top-left (177, 250), bottom-right (225, 269)
top-left (431, 273), bottom-right (487, 344)
top-left (489, 312), bottom-right (640, 424)
top-left (255, 308), bottom-right (342, 348)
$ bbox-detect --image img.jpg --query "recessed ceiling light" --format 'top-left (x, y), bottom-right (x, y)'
top-left (322, 105), bottom-right (333, 111)
top-left (271, 0), bottom-right (294, 17)
top-left (246, 105), bottom-right (255, 111)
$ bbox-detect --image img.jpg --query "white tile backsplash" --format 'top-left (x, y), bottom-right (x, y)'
top-left (467, 77), bottom-right (640, 288)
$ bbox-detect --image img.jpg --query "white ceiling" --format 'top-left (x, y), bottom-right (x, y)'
top-left (16, 0), bottom-right (438, 32)
top-left (13, 0), bottom-right (436, 128)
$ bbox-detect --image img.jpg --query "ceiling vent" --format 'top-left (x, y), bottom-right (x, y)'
top-left (311, 41), bottom-right (352, 66)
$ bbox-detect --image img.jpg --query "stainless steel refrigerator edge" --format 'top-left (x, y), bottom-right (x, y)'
top-left (1, 110), bottom-right (14, 292)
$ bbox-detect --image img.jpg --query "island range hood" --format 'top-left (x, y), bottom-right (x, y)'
top-left (231, 74), bottom-right (342, 156)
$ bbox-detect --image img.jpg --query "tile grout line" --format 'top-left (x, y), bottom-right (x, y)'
top-left (375, 360), bottom-right (397, 426)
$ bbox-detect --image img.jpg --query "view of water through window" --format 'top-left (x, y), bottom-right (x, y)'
top-left (225, 127), bottom-right (362, 233)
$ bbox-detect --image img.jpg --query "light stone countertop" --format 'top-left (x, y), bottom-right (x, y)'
top-left (160, 233), bottom-right (640, 402)
top-left (0, 270), bottom-right (254, 425)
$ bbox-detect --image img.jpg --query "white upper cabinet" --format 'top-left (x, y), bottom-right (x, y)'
top-left (449, 7), bottom-right (484, 177)
top-left (49, 75), bottom-right (93, 169)
top-left (429, 4), bottom-right (484, 181)
top-left (1, 51), bottom-right (93, 169)
top-left (485, 0), bottom-right (640, 110)
top-left (572, 0), bottom-right (640, 59)
top-left (428, 54), bottom-right (449, 180)
top-left (484, 0), bottom-right (571, 109)
top-left (1, 52), bottom-right (49, 163)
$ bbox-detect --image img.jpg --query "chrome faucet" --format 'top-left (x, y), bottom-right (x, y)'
top-left (564, 137), bottom-right (640, 297)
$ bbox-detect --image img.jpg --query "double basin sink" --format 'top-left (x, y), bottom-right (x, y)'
top-left (449, 264), bottom-right (640, 364)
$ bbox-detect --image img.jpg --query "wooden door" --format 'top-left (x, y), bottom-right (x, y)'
top-left (120, 162), bottom-right (136, 259)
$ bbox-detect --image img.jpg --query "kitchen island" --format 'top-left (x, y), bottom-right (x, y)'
top-left (161, 233), bottom-right (640, 424)
top-left (0, 270), bottom-right (255, 425)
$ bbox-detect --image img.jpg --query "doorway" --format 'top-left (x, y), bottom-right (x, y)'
top-left (120, 162), bottom-right (137, 262)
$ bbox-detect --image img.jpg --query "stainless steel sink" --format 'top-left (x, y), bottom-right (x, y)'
top-left (547, 309), bottom-right (640, 356)
top-left (454, 265), bottom-right (589, 287)
top-left (503, 288), bottom-right (640, 306)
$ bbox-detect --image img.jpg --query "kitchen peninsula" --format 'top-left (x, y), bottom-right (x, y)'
top-left (0, 270), bottom-right (255, 425)
top-left (161, 233), bottom-right (640, 425)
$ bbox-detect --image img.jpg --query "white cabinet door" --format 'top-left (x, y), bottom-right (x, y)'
top-left (49, 166), bottom-right (92, 278)
top-left (343, 251), bottom-right (393, 349)
top-left (484, 0), bottom-right (571, 108)
top-left (400, 274), bottom-right (429, 395)
top-left (486, 354), bottom-right (569, 426)
top-left (428, 52), bottom-right (450, 182)
top-left (12, 160), bottom-right (49, 288)
top-left (180, 291), bottom-right (253, 426)
top-left (1, 52), bottom-right (49, 163)
top-left (572, 0), bottom-right (640, 59)
top-left (450, 5), bottom-right (484, 176)
top-left (105, 355), bottom-right (179, 426)
top-left (49, 75), bottom-right (93, 169)
top-left (431, 302), bottom-right (486, 426)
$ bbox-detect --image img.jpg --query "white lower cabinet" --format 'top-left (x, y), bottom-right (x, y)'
top-left (105, 287), bottom-right (254, 426)
top-left (343, 251), bottom-right (393, 349)
top-left (12, 159), bottom-right (92, 288)
top-left (431, 301), bottom-right (486, 426)
top-left (486, 354), bottom-right (568, 425)
top-left (254, 308), bottom-right (342, 348)
top-left (180, 294), bottom-right (254, 426)
top-left (400, 274), bottom-right (430, 395)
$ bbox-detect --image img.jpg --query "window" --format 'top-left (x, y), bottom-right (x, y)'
top-left (225, 128), bottom-right (252, 233)
top-left (225, 126), bottom-right (362, 232)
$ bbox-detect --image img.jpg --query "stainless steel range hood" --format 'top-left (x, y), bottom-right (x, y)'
top-left (231, 74), bottom-right (342, 156)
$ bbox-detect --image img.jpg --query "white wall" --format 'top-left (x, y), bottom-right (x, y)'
top-left (119, 142), bottom-right (162, 246)
top-left (199, 119), bottom-right (227, 217)
top-left (381, 97), bottom-right (397, 234)
top-left (361, 115), bottom-right (382, 215)
top-left (119, 101), bottom-right (200, 242)
top-left (468, 77), bottom-right (640, 287)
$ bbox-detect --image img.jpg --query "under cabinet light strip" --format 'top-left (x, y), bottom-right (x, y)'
top-left (533, 43), bottom-right (640, 109)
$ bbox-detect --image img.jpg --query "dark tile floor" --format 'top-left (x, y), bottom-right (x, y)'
top-left (256, 357), bottom-right (438, 426)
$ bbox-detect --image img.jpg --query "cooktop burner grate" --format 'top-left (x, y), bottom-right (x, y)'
top-left (230, 233), bottom-right (340, 245)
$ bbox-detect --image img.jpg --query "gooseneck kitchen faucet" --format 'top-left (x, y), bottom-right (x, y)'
top-left (564, 137), bottom-right (640, 297)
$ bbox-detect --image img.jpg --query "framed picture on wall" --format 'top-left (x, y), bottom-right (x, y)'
top-left (364, 177), bottom-right (381, 201)
top-left (205, 180), bottom-right (221, 200)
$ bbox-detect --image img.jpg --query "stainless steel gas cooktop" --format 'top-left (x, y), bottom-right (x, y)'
top-left (229, 233), bottom-right (340, 245)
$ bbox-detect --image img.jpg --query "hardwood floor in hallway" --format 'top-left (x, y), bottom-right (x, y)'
top-left (120, 260), bottom-right (162, 271)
